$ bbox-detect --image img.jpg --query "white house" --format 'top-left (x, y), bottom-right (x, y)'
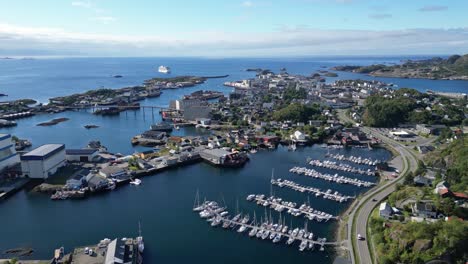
top-left (21, 144), bottom-right (66, 179)
top-left (0, 134), bottom-right (20, 171)
top-left (291, 131), bottom-right (307, 144)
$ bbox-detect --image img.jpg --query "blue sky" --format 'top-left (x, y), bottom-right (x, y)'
top-left (0, 0), bottom-right (467, 57)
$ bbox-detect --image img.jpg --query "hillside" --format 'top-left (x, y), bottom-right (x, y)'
top-left (332, 54), bottom-right (468, 80)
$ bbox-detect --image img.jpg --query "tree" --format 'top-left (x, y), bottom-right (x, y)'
top-left (404, 171), bottom-right (414, 185)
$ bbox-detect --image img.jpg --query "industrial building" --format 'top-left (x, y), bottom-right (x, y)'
top-left (0, 134), bottom-right (20, 171)
top-left (21, 144), bottom-right (66, 179)
top-left (65, 148), bottom-right (99, 162)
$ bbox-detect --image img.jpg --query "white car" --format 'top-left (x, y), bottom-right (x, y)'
top-left (357, 234), bottom-right (363, 240)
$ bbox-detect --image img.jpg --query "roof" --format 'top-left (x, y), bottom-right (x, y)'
top-left (0, 134), bottom-right (11, 141)
top-left (202, 148), bottom-right (231, 158)
top-left (65, 149), bottom-right (98, 156)
top-left (379, 202), bottom-right (390, 211)
top-left (21, 144), bottom-right (65, 161)
top-left (453, 192), bottom-right (468, 199)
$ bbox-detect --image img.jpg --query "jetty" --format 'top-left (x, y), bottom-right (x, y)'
top-left (194, 200), bottom-right (344, 251)
top-left (246, 194), bottom-right (337, 222)
top-left (307, 159), bottom-right (376, 176)
top-left (325, 153), bottom-right (380, 166)
top-left (271, 178), bottom-right (355, 203)
top-left (290, 167), bottom-right (375, 187)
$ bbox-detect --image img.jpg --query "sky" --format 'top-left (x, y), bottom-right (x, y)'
top-left (0, 0), bottom-right (467, 57)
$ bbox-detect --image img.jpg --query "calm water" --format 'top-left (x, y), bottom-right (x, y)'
top-left (1, 145), bottom-right (390, 264)
top-left (0, 56), bottom-right (453, 263)
top-left (0, 57), bottom-right (467, 103)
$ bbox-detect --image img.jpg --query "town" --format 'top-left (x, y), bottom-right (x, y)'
top-left (1, 67), bottom-right (467, 264)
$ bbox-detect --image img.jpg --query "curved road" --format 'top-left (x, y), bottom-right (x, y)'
top-left (339, 111), bottom-right (419, 264)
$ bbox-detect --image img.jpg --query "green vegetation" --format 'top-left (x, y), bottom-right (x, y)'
top-left (369, 217), bottom-right (468, 264)
top-left (362, 95), bottom-right (416, 127)
top-left (332, 54), bottom-right (468, 79)
top-left (282, 86), bottom-right (307, 102)
top-left (427, 135), bottom-right (468, 193)
top-left (272, 103), bottom-right (321, 123)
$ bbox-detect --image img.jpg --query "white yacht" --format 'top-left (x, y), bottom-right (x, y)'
top-left (158, 65), bottom-right (171, 73)
top-left (130, 179), bottom-right (142, 185)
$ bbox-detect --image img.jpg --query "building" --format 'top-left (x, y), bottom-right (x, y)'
top-left (379, 202), bottom-right (393, 219)
top-left (65, 148), bottom-right (99, 162)
top-left (0, 134), bottom-right (20, 171)
top-left (104, 239), bottom-right (136, 264)
top-left (20, 144), bottom-right (66, 179)
top-left (413, 175), bottom-right (433, 186)
top-left (200, 148), bottom-right (248, 167)
top-left (183, 105), bottom-right (211, 121)
top-left (416, 124), bottom-right (446, 135)
top-left (411, 202), bottom-right (438, 219)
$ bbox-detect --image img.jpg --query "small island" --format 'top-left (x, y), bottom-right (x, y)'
top-left (37, 117), bottom-right (70, 126)
top-left (331, 54), bottom-right (468, 80)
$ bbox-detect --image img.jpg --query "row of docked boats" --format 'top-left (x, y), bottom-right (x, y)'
top-left (246, 194), bottom-right (336, 222)
top-left (194, 200), bottom-right (327, 252)
top-left (289, 167), bottom-right (375, 187)
top-left (325, 153), bottom-right (380, 166)
top-left (271, 178), bottom-right (354, 203)
top-left (307, 159), bottom-right (376, 176)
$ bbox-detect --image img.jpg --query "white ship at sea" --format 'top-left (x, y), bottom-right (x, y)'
top-left (158, 65), bottom-right (171, 74)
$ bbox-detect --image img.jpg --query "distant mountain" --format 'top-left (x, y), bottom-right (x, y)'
top-left (331, 54), bottom-right (468, 80)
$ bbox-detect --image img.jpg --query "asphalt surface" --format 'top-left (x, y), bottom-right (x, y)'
top-left (338, 111), bottom-right (419, 264)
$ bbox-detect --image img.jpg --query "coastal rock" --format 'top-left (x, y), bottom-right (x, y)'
top-left (32, 183), bottom-right (64, 194)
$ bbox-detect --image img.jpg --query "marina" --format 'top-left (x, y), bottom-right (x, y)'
top-left (245, 194), bottom-right (337, 222)
top-left (271, 178), bottom-right (355, 203)
top-left (307, 159), bottom-right (376, 176)
top-left (325, 152), bottom-right (380, 166)
top-left (290, 167), bottom-right (375, 187)
top-left (194, 200), bottom-right (341, 252)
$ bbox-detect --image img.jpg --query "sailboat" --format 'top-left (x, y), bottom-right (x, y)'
top-left (137, 221), bottom-right (144, 253)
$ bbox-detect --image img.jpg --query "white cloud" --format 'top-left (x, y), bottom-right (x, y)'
top-left (0, 23), bottom-right (467, 57)
top-left (242, 1), bottom-right (253, 7)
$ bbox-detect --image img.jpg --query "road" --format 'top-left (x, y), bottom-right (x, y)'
top-left (338, 111), bottom-right (419, 264)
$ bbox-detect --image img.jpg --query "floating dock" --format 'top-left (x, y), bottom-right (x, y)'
top-left (194, 200), bottom-right (343, 251)
top-left (271, 178), bottom-right (355, 203)
top-left (289, 167), bottom-right (375, 187)
top-left (307, 159), bottom-right (376, 176)
top-left (246, 194), bottom-right (337, 222)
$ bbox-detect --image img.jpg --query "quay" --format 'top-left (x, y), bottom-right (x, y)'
top-left (290, 167), bottom-right (375, 187)
top-left (307, 159), bottom-right (376, 176)
top-left (194, 200), bottom-right (345, 252)
top-left (271, 178), bottom-right (355, 203)
top-left (246, 194), bottom-right (337, 222)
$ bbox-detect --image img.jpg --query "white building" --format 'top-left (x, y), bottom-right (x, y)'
top-left (0, 134), bottom-right (20, 171)
top-left (21, 144), bottom-right (66, 179)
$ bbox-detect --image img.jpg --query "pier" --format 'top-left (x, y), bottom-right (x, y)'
top-left (246, 194), bottom-right (337, 222)
top-left (271, 178), bottom-right (355, 203)
top-left (325, 153), bottom-right (380, 166)
top-left (194, 201), bottom-right (344, 252)
top-left (290, 167), bottom-right (375, 187)
top-left (307, 159), bottom-right (376, 176)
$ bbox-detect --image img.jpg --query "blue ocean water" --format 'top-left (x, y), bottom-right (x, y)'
top-left (0, 56), bottom-right (462, 264)
top-left (0, 56), bottom-right (466, 103)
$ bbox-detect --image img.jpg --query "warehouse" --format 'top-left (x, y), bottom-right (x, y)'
top-left (21, 144), bottom-right (66, 179)
top-left (0, 134), bottom-right (20, 172)
top-left (65, 148), bottom-right (98, 162)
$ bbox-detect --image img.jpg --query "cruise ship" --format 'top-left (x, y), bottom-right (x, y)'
top-left (158, 65), bottom-right (171, 74)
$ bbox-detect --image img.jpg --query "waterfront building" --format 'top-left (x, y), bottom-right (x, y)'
top-left (104, 238), bottom-right (138, 264)
top-left (20, 144), bottom-right (65, 179)
top-left (0, 134), bottom-right (20, 172)
top-left (65, 148), bottom-right (99, 162)
top-left (200, 148), bottom-right (248, 167)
